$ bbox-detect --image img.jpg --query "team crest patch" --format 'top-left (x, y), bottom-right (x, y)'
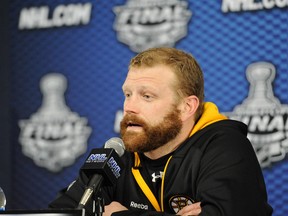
top-left (169, 195), bottom-right (195, 213)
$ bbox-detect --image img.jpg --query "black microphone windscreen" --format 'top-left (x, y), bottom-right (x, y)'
top-left (81, 137), bottom-right (125, 186)
top-left (77, 138), bottom-right (125, 209)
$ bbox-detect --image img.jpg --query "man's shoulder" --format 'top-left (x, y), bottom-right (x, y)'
top-left (196, 119), bottom-right (248, 138)
top-left (177, 119), bottom-right (250, 154)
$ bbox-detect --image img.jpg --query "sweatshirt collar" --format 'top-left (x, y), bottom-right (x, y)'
top-left (189, 102), bottom-right (227, 137)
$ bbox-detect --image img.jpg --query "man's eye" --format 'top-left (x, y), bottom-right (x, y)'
top-left (124, 93), bottom-right (131, 98)
top-left (143, 95), bottom-right (152, 99)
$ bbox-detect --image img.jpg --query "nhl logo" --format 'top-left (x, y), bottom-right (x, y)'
top-left (113, 0), bottom-right (192, 53)
top-left (226, 62), bottom-right (288, 168)
top-left (19, 73), bottom-right (91, 172)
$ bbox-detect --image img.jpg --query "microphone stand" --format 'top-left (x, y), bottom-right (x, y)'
top-left (94, 188), bottom-right (105, 216)
top-left (77, 176), bottom-right (105, 216)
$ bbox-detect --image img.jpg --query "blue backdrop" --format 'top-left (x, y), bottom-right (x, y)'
top-left (0, 0), bottom-right (287, 215)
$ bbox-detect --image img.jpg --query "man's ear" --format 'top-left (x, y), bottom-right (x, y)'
top-left (180, 95), bottom-right (199, 122)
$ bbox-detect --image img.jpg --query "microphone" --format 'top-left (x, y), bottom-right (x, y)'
top-left (77, 137), bottom-right (125, 209)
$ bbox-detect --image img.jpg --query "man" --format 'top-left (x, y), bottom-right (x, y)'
top-left (49, 47), bottom-right (273, 215)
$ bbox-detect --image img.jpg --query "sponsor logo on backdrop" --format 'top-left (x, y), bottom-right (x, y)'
top-left (222, 0), bottom-right (288, 12)
top-left (225, 62), bottom-right (288, 167)
top-left (18, 3), bottom-right (92, 30)
top-left (19, 73), bottom-right (91, 172)
top-left (113, 0), bottom-right (192, 53)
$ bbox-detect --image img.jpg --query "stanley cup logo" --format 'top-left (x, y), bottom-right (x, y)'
top-left (19, 73), bottom-right (91, 172)
top-left (113, 0), bottom-right (192, 52)
top-left (36, 72), bottom-right (73, 120)
top-left (227, 62), bottom-right (288, 168)
top-left (234, 62), bottom-right (281, 113)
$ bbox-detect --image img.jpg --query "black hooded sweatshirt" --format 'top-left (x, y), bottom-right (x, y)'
top-left (49, 102), bottom-right (273, 216)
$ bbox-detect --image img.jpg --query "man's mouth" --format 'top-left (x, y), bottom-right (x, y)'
top-left (127, 121), bottom-right (142, 130)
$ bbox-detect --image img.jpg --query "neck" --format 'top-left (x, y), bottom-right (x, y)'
top-left (144, 142), bottom-right (179, 160)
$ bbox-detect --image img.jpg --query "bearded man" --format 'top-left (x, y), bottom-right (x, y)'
top-left (49, 47), bottom-right (273, 216)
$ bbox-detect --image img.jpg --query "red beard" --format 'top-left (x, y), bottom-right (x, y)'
top-left (120, 108), bottom-right (182, 153)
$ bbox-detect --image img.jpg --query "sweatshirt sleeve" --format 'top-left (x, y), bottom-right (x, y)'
top-left (195, 129), bottom-right (272, 215)
top-left (111, 210), bottom-right (175, 216)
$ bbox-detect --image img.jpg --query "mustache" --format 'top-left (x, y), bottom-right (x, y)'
top-left (120, 114), bottom-right (146, 127)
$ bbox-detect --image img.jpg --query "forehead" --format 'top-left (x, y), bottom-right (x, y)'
top-left (122, 65), bottom-right (177, 88)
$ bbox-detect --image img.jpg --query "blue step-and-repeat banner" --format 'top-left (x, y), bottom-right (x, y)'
top-left (1, 0), bottom-right (287, 215)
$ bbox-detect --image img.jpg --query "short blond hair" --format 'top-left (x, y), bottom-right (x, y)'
top-left (129, 47), bottom-right (204, 121)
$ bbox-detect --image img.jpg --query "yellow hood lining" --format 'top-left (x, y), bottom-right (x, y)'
top-left (189, 102), bottom-right (227, 137)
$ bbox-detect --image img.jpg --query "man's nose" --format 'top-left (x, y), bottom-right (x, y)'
top-left (123, 97), bottom-right (139, 114)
